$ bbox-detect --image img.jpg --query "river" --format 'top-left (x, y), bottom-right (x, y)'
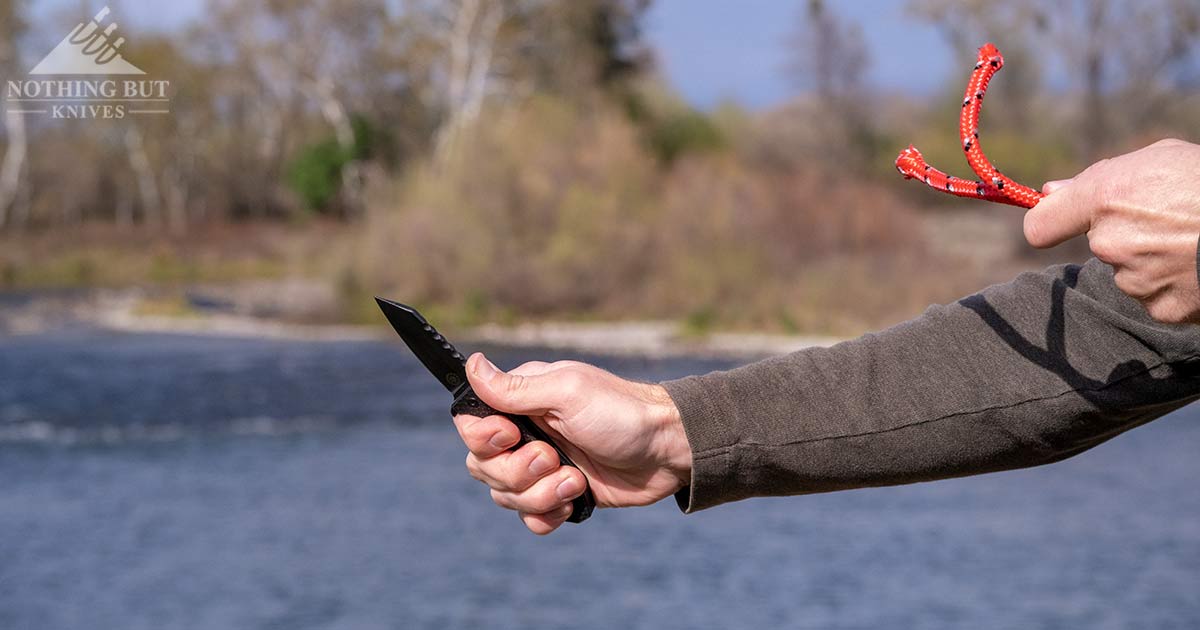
top-left (1, 331), bottom-right (1197, 629)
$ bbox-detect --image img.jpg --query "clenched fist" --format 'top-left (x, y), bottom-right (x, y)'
top-left (451, 354), bottom-right (692, 535)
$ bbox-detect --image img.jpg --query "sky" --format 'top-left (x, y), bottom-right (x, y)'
top-left (645, 0), bottom-right (953, 109)
top-left (34, 0), bottom-right (955, 111)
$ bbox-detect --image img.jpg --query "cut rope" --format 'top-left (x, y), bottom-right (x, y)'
top-left (895, 43), bottom-right (1045, 209)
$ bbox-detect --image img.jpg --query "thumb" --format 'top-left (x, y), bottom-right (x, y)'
top-left (1023, 178), bottom-right (1094, 249)
top-left (466, 353), bottom-right (567, 416)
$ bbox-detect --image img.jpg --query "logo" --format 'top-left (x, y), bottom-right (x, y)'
top-left (4, 6), bottom-right (171, 119)
top-left (31, 7), bottom-right (145, 75)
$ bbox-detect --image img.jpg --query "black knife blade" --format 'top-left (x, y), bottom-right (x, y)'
top-left (375, 298), bottom-right (470, 392)
top-left (375, 297), bottom-right (595, 524)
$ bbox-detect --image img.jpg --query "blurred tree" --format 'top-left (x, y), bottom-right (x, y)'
top-left (2, 0), bottom-right (661, 230)
top-left (907, 0), bottom-right (1046, 132)
top-left (525, 0), bottom-right (652, 93)
top-left (786, 0), bottom-right (869, 110)
top-left (1049, 0), bottom-right (1200, 158)
top-left (287, 115), bottom-right (379, 212)
top-left (426, 0), bottom-right (507, 164)
top-left (784, 0), bottom-right (876, 169)
top-left (264, 0), bottom-right (392, 216)
top-left (0, 0), bottom-right (28, 230)
top-left (911, 0), bottom-right (1200, 160)
top-left (193, 0), bottom-right (392, 218)
top-left (401, 0), bottom-right (653, 165)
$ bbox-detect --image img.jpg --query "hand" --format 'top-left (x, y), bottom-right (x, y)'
top-left (451, 353), bottom-right (692, 535)
top-left (1023, 138), bottom-right (1200, 323)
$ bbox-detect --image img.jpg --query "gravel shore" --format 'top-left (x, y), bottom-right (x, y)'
top-left (0, 285), bottom-right (842, 358)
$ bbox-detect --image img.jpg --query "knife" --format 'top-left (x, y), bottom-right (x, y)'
top-left (375, 297), bottom-right (596, 523)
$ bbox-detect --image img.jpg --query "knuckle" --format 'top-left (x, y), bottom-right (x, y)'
top-left (521, 513), bottom-right (557, 536)
top-left (509, 361), bottom-right (549, 377)
top-left (485, 457), bottom-right (520, 491)
top-left (465, 453), bottom-right (483, 480)
top-left (460, 416), bottom-right (487, 442)
top-left (525, 480), bottom-right (566, 514)
top-left (558, 369), bottom-right (588, 395)
top-left (504, 373), bottom-right (528, 397)
top-left (1089, 234), bottom-right (1122, 263)
top-left (1074, 160), bottom-right (1108, 186)
top-left (1112, 273), bottom-right (1134, 295)
top-left (1085, 158), bottom-right (1111, 175)
top-left (1146, 299), bottom-right (1183, 323)
top-left (503, 446), bottom-right (544, 492)
top-left (555, 360), bottom-right (589, 370)
top-left (1113, 271), bottom-right (1152, 300)
top-left (519, 512), bottom-right (550, 535)
top-left (490, 488), bottom-right (517, 511)
top-left (470, 452), bottom-right (520, 490)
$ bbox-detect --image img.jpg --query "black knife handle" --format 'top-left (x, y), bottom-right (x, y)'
top-left (451, 387), bottom-right (596, 524)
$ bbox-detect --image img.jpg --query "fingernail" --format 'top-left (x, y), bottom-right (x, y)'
top-left (528, 451), bottom-right (555, 476)
top-left (489, 430), bottom-right (511, 449)
top-left (473, 356), bottom-right (499, 381)
top-left (556, 474), bottom-right (583, 501)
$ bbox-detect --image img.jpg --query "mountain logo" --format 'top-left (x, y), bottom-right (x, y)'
top-left (29, 7), bottom-right (145, 75)
top-left (4, 5), bottom-right (169, 119)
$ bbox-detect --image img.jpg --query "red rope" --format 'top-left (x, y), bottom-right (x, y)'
top-left (896, 43), bottom-right (1045, 209)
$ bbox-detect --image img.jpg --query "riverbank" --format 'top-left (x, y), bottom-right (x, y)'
top-left (0, 285), bottom-right (841, 359)
top-left (0, 209), bottom-right (1069, 357)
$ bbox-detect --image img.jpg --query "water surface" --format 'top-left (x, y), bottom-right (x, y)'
top-left (1, 331), bottom-right (1197, 629)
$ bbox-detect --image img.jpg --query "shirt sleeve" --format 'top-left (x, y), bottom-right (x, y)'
top-left (662, 258), bottom-right (1200, 513)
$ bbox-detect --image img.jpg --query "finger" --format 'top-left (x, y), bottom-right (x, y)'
top-left (520, 505), bottom-right (574, 536)
top-left (488, 467), bottom-right (587, 515)
top-left (1023, 179), bottom-right (1097, 249)
top-left (1041, 178), bottom-right (1073, 195)
top-left (466, 440), bottom-right (561, 492)
top-left (453, 413), bottom-right (520, 458)
top-left (466, 353), bottom-right (583, 417)
top-left (452, 362), bottom-right (555, 456)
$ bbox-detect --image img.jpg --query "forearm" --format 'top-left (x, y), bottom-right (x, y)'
top-left (663, 258), bottom-right (1200, 512)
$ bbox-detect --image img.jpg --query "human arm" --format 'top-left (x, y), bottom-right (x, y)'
top-left (457, 258), bottom-right (1200, 531)
top-left (665, 258), bottom-right (1200, 511)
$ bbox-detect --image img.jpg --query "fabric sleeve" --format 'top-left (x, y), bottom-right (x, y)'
top-left (662, 258), bottom-right (1200, 512)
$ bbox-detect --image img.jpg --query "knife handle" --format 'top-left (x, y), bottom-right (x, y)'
top-left (451, 387), bottom-right (596, 524)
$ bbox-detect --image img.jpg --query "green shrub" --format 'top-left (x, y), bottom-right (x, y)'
top-left (647, 110), bottom-right (726, 164)
top-left (287, 139), bottom-right (349, 213)
top-left (286, 115), bottom-right (385, 213)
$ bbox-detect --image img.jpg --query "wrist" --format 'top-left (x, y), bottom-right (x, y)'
top-left (644, 383), bottom-right (692, 489)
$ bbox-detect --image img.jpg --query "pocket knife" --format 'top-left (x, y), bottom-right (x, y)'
top-left (375, 297), bottom-right (596, 523)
